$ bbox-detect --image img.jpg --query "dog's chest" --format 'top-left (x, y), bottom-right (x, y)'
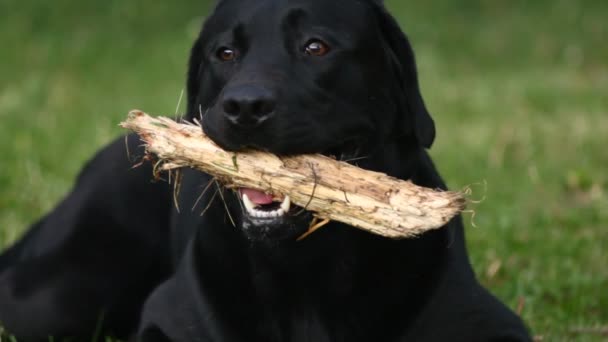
top-left (255, 302), bottom-right (373, 342)
top-left (287, 309), bottom-right (332, 342)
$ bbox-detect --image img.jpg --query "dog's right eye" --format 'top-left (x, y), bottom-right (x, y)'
top-left (217, 47), bottom-right (236, 61)
top-left (304, 40), bottom-right (330, 57)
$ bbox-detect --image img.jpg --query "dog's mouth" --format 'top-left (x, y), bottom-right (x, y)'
top-left (236, 188), bottom-right (312, 241)
top-left (233, 138), bottom-right (367, 241)
top-left (240, 188), bottom-right (291, 220)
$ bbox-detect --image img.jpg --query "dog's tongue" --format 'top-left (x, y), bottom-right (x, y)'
top-left (240, 188), bottom-right (274, 205)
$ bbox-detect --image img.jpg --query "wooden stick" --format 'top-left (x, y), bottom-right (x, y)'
top-left (298, 218), bottom-right (332, 241)
top-left (121, 110), bottom-right (466, 239)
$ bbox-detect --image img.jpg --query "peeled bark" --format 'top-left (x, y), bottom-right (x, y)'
top-left (121, 110), bottom-right (466, 239)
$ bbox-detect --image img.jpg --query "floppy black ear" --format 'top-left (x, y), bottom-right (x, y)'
top-left (373, 4), bottom-right (435, 148)
top-left (185, 36), bottom-right (205, 121)
top-left (186, 0), bottom-right (227, 121)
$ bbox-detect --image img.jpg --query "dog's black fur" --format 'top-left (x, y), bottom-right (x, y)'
top-left (0, 0), bottom-right (531, 341)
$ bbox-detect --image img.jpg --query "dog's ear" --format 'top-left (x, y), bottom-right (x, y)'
top-left (186, 35), bottom-right (205, 121)
top-left (373, 4), bottom-right (435, 148)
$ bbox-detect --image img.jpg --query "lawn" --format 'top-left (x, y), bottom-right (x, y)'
top-left (0, 0), bottom-right (606, 340)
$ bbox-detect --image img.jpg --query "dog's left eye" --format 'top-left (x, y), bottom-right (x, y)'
top-left (304, 40), bottom-right (330, 57)
top-left (217, 47), bottom-right (236, 61)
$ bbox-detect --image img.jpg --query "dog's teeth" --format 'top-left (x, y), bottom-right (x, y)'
top-left (243, 194), bottom-right (256, 215)
top-left (242, 194), bottom-right (288, 219)
top-left (280, 196), bottom-right (290, 213)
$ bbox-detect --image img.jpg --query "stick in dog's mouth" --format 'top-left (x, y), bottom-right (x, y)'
top-left (122, 110), bottom-right (467, 240)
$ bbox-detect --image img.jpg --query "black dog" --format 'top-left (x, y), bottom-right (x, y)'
top-left (0, 0), bottom-right (531, 341)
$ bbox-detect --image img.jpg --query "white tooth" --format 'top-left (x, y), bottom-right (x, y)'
top-left (243, 194), bottom-right (256, 215)
top-left (243, 196), bottom-right (290, 219)
top-left (280, 196), bottom-right (291, 213)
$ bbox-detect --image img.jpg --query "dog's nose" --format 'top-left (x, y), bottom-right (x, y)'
top-left (222, 85), bottom-right (276, 127)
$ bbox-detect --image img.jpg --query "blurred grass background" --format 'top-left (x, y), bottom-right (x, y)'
top-left (0, 0), bottom-right (606, 340)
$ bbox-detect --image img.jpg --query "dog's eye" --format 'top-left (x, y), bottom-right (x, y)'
top-left (217, 47), bottom-right (236, 61)
top-left (304, 40), bottom-right (330, 57)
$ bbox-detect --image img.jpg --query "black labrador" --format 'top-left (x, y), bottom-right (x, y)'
top-left (0, 0), bottom-right (531, 341)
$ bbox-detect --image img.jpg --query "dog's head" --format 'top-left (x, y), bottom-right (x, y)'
top-left (186, 0), bottom-right (435, 242)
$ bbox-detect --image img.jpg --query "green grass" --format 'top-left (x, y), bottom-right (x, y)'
top-left (1, 0), bottom-right (606, 340)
